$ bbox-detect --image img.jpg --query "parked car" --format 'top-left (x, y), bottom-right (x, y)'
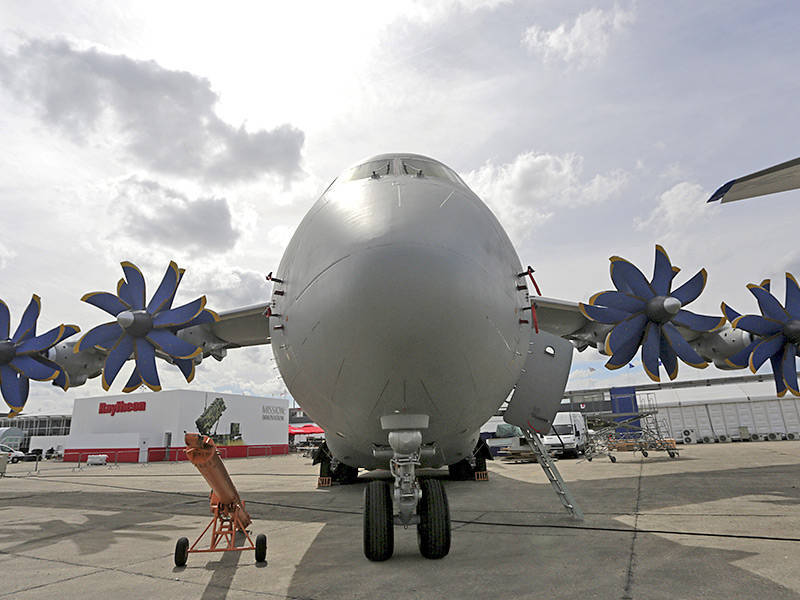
top-left (0, 443), bottom-right (25, 464)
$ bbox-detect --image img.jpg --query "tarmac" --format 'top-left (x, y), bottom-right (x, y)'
top-left (1, 441), bottom-right (799, 600)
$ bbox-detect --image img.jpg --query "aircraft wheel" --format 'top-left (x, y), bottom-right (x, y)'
top-left (363, 480), bottom-right (393, 561)
top-left (610, 455), bottom-right (617, 463)
top-left (417, 479), bottom-right (451, 559)
top-left (641, 450), bottom-right (649, 457)
top-left (255, 533), bottom-right (267, 563)
top-left (174, 536), bottom-right (189, 567)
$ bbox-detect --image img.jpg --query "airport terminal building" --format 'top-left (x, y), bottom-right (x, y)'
top-left (63, 389), bottom-right (289, 463)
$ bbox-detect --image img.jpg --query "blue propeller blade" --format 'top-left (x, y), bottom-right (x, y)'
top-left (15, 325), bottom-right (68, 355)
top-left (659, 335), bottom-right (679, 380)
top-left (605, 313), bottom-right (648, 355)
top-left (12, 295), bottom-right (41, 343)
top-left (579, 303), bottom-right (633, 324)
top-left (101, 335), bottom-right (134, 390)
top-left (748, 334), bottom-right (785, 373)
top-left (641, 322), bottom-right (661, 382)
top-left (9, 355), bottom-right (59, 381)
top-left (0, 365), bottom-right (28, 412)
top-left (38, 356), bottom-right (70, 391)
top-left (671, 269), bottom-right (707, 306)
top-left (605, 336), bottom-right (641, 370)
top-left (145, 329), bottom-right (201, 359)
top-left (174, 358), bottom-right (196, 382)
top-left (122, 367), bottom-right (143, 393)
top-left (75, 322), bottom-right (124, 353)
top-left (184, 309), bottom-right (219, 328)
top-left (0, 300), bottom-right (9, 340)
top-left (724, 339), bottom-right (759, 369)
top-left (662, 323), bottom-right (707, 367)
top-left (721, 302), bottom-right (741, 323)
top-left (610, 257), bottom-right (653, 299)
top-left (747, 284), bottom-right (789, 322)
top-left (769, 354), bottom-right (787, 397)
top-left (589, 291), bottom-right (646, 313)
top-left (651, 245), bottom-right (674, 296)
top-left (671, 310), bottom-right (726, 333)
top-left (134, 338), bottom-right (161, 391)
top-left (82, 291), bottom-right (129, 316)
top-left (730, 315), bottom-right (783, 337)
top-left (785, 273), bottom-right (800, 318)
top-left (146, 261), bottom-right (181, 314)
top-left (782, 344), bottom-right (799, 396)
top-left (121, 262), bottom-right (147, 310)
top-left (152, 297), bottom-right (206, 329)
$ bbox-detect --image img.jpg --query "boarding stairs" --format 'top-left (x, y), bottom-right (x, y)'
top-left (522, 429), bottom-right (584, 521)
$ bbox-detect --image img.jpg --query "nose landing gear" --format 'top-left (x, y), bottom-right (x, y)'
top-left (363, 414), bottom-right (450, 561)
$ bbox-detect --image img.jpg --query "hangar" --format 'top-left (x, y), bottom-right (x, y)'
top-left (63, 390), bottom-right (289, 463)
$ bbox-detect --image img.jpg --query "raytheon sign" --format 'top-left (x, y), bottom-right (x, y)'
top-left (98, 400), bottom-right (147, 416)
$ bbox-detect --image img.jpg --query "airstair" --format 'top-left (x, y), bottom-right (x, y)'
top-left (522, 429), bottom-right (584, 521)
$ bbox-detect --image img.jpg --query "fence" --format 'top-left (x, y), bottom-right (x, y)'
top-left (62, 444), bottom-right (289, 465)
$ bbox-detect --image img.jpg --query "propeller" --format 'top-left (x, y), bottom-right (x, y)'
top-left (0, 295), bottom-right (79, 415)
top-left (721, 274), bottom-right (800, 396)
top-left (579, 245), bottom-right (726, 382)
top-left (76, 261), bottom-right (219, 392)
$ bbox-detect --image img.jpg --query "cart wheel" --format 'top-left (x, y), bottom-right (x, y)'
top-left (641, 450), bottom-right (648, 457)
top-left (255, 533), bottom-right (267, 563)
top-left (610, 455), bottom-right (617, 463)
top-left (174, 537), bottom-right (189, 567)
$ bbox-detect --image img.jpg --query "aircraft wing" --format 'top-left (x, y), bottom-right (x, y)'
top-left (708, 156), bottom-right (800, 203)
top-left (208, 302), bottom-right (271, 348)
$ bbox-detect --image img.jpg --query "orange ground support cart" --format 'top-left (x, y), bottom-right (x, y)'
top-left (174, 433), bottom-right (267, 566)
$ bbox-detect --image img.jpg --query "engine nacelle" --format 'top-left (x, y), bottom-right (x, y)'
top-left (690, 325), bottom-right (752, 364)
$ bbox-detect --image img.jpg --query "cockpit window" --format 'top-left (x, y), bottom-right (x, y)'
top-left (343, 160), bottom-right (394, 181)
top-left (399, 158), bottom-right (461, 183)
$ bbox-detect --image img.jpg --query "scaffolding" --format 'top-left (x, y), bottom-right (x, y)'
top-left (585, 393), bottom-right (678, 462)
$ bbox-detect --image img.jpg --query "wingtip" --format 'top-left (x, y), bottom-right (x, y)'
top-left (707, 179), bottom-right (735, 203)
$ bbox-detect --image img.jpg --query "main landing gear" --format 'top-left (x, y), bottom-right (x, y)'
top-left (312, 441), bottom-right (360, 486)
top-left (363, 414), bottom-right (450, 562)
top-left (448, 438), bottom-right (492, 481)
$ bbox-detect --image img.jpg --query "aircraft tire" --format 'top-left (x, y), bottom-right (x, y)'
top-left (416, 479), bottom-right (451, 559)
top-left (255, 533), bottom-right (267, 563)
top-left (174, 537), bottom-right (189, 567)
top-left (363, 480), bottom-right (393, 561)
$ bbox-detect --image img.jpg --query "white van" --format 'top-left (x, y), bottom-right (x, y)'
top-left (540, 412), bottom-right (587, 458)
top-left (0, 443), bottom-right (25, 464)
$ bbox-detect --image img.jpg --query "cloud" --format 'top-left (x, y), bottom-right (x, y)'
top-left (522, 4), bottom-right (636, 67)
top-left (0, 38), bottom-right (304, 182)
top-left (181, 266), bottom-right (271, 310)
top-left (635, 181), bottom-right (715, 233)
top-left (464, 151), bottom-right (628, 242)
top-left (115, 177), bottom-right (239, 252)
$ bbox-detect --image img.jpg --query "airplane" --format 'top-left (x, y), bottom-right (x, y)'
top-left (1, 152), bottom-right (799, 562)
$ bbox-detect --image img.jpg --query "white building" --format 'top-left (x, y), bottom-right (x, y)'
top-left (64, 389), bottom-right (289, 463)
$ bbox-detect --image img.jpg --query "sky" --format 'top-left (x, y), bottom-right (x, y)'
top-left (1, 1), bottom-right (799, 414)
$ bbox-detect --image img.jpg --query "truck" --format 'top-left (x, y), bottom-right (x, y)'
top-left (540, 412), bottom-right (587, 458)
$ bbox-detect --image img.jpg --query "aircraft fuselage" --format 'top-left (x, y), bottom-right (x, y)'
top-left (271, 154), bottom-right (531, 468)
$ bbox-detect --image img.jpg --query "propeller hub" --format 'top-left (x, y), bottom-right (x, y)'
top-left (785, 320), bottom-right (800, 345)
top-left (646, 295), bottom-right (682, 324)
top-left (117, 310), bottom-right (153, 338)
top-left (0, 340), bottom-right (15, 365)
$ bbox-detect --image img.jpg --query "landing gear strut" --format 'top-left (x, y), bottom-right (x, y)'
top-left (364, 414), bottom-right (450, 561)
top-left (312, 441), bottom-right (360, 486)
